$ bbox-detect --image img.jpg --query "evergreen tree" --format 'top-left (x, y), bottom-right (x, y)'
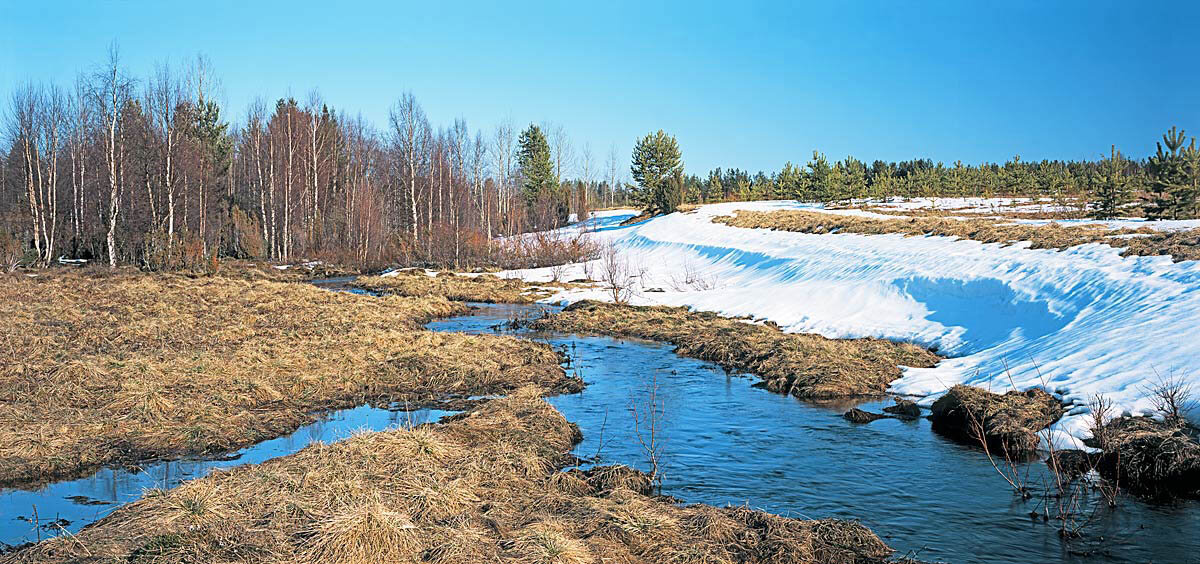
top-left (516, 123), bottom-right (560, 224)
top-left (1090, 145), bottom-right (1130, 219)
top-left (630, 130), bottom-right (683, 215)
top-left (803, 150), bottom-right (831, 202)
top-left (704, 169), bottom-right (723, 203)
top-left (1146, 126), bottom-right (1194, 219)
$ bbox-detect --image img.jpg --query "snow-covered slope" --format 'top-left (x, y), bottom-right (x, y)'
top-left (504, 201), bottom-right (1200, 447)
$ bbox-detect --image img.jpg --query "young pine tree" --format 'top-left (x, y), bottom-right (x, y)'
top-left (1090, 145), bottom-right (1130, 219)
top-left (630, 130), bottom-right (683, 215)
top-left (1146, 126), bottom-right (1194, 219)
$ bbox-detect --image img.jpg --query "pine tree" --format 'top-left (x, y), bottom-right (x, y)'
top-left (1090, 145), bottom-right (1130, 219)
top-left (516, 123), bottom-right (558, 224)
top-left (1146, 127), bottom-right (1194, 219)
top-left (630, 130), bottom-right (683, 215)
top-left (804, 150), bottom-right (831, 202)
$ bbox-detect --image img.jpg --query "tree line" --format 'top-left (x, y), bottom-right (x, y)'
top-left (1, 49), bottom-right (637, 270)
top-left (680, 129), bottom-right (1200, 220)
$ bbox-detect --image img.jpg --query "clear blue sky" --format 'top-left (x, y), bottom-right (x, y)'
top-left (3, 0), bottom-right (1198, 175)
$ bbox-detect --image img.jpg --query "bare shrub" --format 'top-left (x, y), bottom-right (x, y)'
top-left (0, 231), bottom-right (21, 271)
top-left (629, 370), bottom-right (667, 490)
top-left (597, 242), bottom-right (642, 304)
top-left (492, 231), bottom-right (600, 271)
top-left (668, 258), bottom-right (717, 292)
top-left (1143, 372), bottom-right (1196, 421)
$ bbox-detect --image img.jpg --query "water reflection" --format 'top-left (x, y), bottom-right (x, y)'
top-left (433, 302), bottom-right (1200, 564)
top-left (1, 405), bottom-right (452, 548)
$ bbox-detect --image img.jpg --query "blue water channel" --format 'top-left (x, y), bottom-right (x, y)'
top-left (431, 302), bottom-right (1200, 564)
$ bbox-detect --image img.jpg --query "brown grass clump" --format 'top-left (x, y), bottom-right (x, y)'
top-left (352, 269), bottom-right (574, 304)
top-left (0, 272), bottom-right (578, 488)
top-left (4, 391), bottom-right (902, 564)
top-left (531, 300), bottom-right (941, 398)
top-left (714, 209), bottom-right (1200, 262)
top-left (929, 385), bottom-right (1064, 457)
top-left (1092, 416), bottom-right (1200, 499)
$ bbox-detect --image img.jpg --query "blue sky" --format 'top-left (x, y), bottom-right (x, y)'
top-left (3, 0), bottom-right (1198, 175)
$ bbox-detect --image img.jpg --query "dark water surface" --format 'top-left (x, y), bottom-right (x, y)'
top-left (430, 302), bottom-right (1200, 564)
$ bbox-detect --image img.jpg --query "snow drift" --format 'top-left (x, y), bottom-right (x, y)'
top-left (505, 201), bottom-right (1200, 446)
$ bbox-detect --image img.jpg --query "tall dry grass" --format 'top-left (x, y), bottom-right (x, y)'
top-left (530, 301), bottom-right (941, 398)
top-left (4, 390), bottom-right (900, 564)
top-left (714, 209), bottom-right (1200, 262)
top-left (0, 272), bottom-right (576, 488)
top-left (353, 270), bottom-right (579, 304)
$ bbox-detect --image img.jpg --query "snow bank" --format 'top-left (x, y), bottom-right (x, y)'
top-left (503, 201), bottom-right (1200, 448)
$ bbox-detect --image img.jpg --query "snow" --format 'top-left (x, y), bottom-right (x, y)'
top-left (501, 200), bottom-right (1200, 449)
top-left (848, 196), bottom-right (1200, 232)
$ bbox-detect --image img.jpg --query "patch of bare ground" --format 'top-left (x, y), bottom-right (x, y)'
top-left (2, 390), bottom-right (902, 564)
top-left (0, 273), bottom-right (579, 489)
top-left (928, 385), bottom-right (1064, 457)
top-left (352, 270), bottom-right (579, 304)
top-left (829, 204), bottom-right (1095, 221)
top-left (713, 209), bottom-right (1200, 262)
top-left (529, 300), bottom-right (941, 399)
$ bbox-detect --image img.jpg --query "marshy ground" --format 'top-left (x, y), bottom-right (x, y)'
top-left (3, 390), bottom-right (900, 564)
top-left (0, 272), bottom-right (575, 489)
top-left (529, 300), bottom-right (941, 398)
top-left (351, 269), bottom-right (583, 304)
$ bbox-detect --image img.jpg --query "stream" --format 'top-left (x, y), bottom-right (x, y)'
top-left (4, 295), bottom-right (1198, 563)
top-left (431, 302), bottom-right (1200, 564)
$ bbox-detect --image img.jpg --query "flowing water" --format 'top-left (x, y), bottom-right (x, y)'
top-left (4, 293), bottom-right (1198, 562)
top-left (430, 302), bottom-right (1200, 564)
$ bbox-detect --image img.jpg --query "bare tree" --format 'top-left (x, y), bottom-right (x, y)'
top-left (9, 83), bottom-right (65, 266)
top-left (390, 92), bottom-right (428, 245)
top-left (606, 143), bottom-right (621, 207)
top-left (491, 118), bottom-right (515, 232)
top-left (544, 122), bottom-right (575, 185)
top-left (90, 44), bottom-right (133, 268)
top-left (147, 61), bottom-right (183, 245)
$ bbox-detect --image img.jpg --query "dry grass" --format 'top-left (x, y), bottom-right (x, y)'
top-left (352, 270), bottom-right (577, 304)
top-left (0, 272), bottom-right (579, 488)
top-left (1093, 416), bottom-right (1200, 499)
top-left (929, 385), bottom-right (1064, 457)
top-left (530, 301), bottom-right (941, 398)
top-left (3, 390), bottom-right (900, 564)
top-left (714, 209), bottom-right (1200, 262)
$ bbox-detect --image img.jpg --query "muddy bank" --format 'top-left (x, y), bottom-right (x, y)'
top-left (713, 208), bottom-right (1200, 262)
top-left (0, 273), bottom-right (577, 489)
top-left (928, 385), bottom-right (1064, 457)
top-left (353, 269), bottom-right (580, 303)
top-left (3, 390), bottom-right (904, 564)
top-left (529, 300), bottom-right (941, 398)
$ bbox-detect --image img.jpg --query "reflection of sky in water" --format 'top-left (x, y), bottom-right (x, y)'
top-left (436, 304), bottom-right (1200, 564)
top-left (2, 406), bottom-right (452, 547)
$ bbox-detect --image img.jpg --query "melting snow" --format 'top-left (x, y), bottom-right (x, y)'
top-left (502, 201), bottom-right (1200, 448)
